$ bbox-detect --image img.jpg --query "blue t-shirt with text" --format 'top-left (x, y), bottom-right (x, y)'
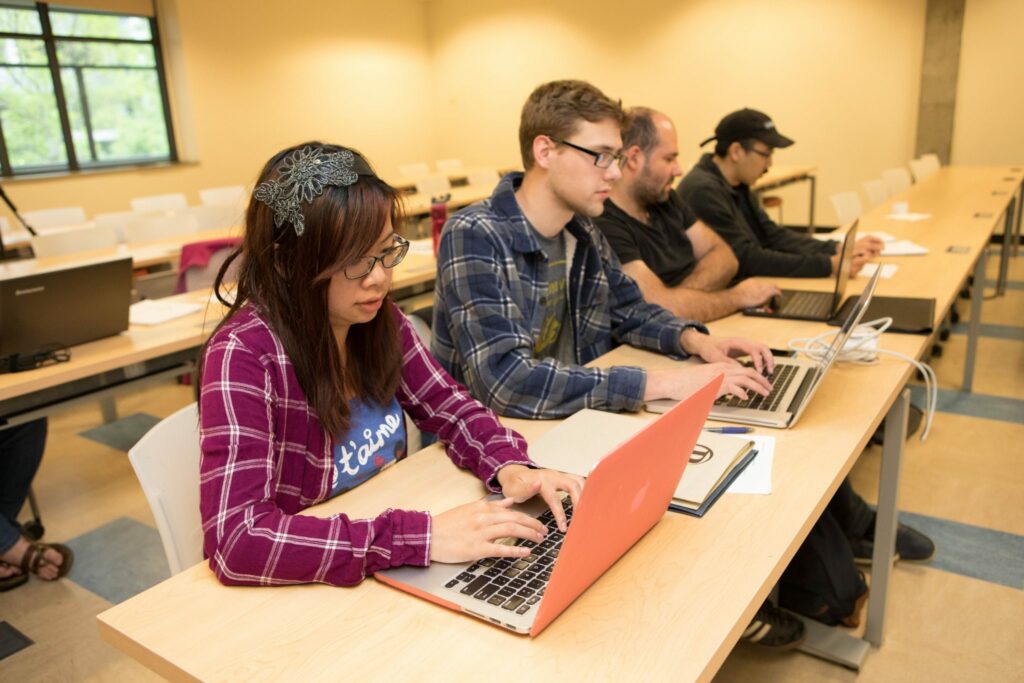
top-left (330, 397), bottom-right (407, 497)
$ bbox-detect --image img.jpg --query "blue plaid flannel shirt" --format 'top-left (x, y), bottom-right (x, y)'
top-left (431, 173), bottom-right (708, 419)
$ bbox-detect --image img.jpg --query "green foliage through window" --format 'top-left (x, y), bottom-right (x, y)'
top-left (0, 3), bottom-right (174, 175)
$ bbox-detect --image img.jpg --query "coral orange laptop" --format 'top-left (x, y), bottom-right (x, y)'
top-left (375, 375), bottom-right (721, 636)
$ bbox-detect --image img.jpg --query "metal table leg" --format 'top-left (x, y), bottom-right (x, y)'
top-left (1013, 181), bottom-right (1023, 258)
top-left (996, 196), bottom-right (1016, 296)
top-left (864, 389), bottom-right (909, 646)
top-left (963, 247), bottom-right (987, 392)
top-left (808, 174), bottom-right (817, 234)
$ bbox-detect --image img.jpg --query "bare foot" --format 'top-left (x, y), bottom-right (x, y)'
top-left (0, 537), bottom-right (64, 580)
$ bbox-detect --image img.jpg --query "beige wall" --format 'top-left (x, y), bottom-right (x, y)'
top-left (4, 0), bottom-right (434, 217)
top-left (951, 0), bottom-right (1024, 165)
top-left (426, 0), bottom-right (927, 226)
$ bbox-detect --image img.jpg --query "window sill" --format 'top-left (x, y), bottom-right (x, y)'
top-left (2, 159), bottom-right (199, 184)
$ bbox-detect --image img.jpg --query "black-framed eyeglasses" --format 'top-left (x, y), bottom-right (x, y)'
top-left (343, 235), bottom-right (410, 280)
top-left (742, 143), bottom-right (773, 159)
top-left (549, 136), bottom-right (625, 169)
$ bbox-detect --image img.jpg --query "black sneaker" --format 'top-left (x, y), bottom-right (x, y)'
top-left (851, 523), bottom-right (935, 565)
top-left (740, 602), bottom-right (806, 650)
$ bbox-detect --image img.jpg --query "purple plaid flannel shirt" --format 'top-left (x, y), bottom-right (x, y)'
top-left (199, 302), bottom-right (534, 586)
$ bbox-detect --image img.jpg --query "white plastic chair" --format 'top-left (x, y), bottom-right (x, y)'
top-left (435, 159), bottom-right (464, 174)
top-left (22, 206), bottom-right (87, 231)
top-left (881, 168), bottom-right (913, 196)
top-left (130, 193), bottom-right (188, 213)
top-left (398, 162), bottom-right (431, 179)
top-left (415, 175), bottom-right (452, 197)
top-left (182, 244), bottom-right (240, 292)
top-left (830, 191), bottom-right (863, 226)
top-left (862, 179), bottom-right (889, 208)
top-left (199, 185), bottom-right (247, 209)
top-left (467, 168), bottom-right (500, 188)
top-left (94, 211), bottom-right (144, 242)
top-left (181, 205), bottom-right (240, 231)
top-left (123, 213), bottom-right (200, 243)
top-left (128, 402), bottom-right (204, 575)
top-left (919, 153), bottom-right (940, 174)
top-left (909, 157), bottom-right (937, 182)
top-left (30, 225), bottom-right (119, 258)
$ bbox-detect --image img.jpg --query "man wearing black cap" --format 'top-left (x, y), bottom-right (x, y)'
top-left (677, 108), bottom-right (882, 279)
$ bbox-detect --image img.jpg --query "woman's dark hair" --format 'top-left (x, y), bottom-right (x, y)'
top-left (198, 141), bottom-right (404, 436)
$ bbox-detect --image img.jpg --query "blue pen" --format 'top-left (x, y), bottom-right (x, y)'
top-left (704, 426), bottom-right (753, 434)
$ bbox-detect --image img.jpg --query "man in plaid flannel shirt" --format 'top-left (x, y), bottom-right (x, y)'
top-left (432, 80), bottom-right (775, 421)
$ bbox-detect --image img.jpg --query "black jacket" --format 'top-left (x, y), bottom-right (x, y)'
top-left (676, 154), bottom-right (836, 279)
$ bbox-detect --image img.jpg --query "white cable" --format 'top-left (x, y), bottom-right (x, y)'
top-left (787, 317), bottom-right (937, 440)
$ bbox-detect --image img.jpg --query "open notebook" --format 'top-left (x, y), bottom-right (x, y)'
top-left (529, 410), bottom-right (756, 517)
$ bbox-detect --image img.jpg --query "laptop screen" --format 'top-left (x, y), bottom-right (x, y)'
top-left (0, 256), bottom-right (132, 357)
top-left (818, 264), bottom-right (881, 371)
top-left (829, 220), bottom-right (859, 310)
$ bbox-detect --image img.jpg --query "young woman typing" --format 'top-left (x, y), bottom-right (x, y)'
top-left (199, 143), bottom-right (581, 586)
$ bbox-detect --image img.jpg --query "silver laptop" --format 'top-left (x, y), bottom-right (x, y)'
top-left (647, 267), bottom-right (882, 428)
top-left (0, 256), bottom-right (132, 358)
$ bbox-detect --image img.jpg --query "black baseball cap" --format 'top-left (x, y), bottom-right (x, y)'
top-left (700, 108), bottom-right (794, 149)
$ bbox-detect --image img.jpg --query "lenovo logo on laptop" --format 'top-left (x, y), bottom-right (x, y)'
top-left (15, 286), bottom-right (45, 296)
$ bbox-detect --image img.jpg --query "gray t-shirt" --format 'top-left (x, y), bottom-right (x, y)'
top-left (532, 229), bottom-right (575, 364)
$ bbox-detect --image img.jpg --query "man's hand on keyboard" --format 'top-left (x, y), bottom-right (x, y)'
top-left (680, 329), bottom-right (775, 375)
top-left (646, 361), bottom-right (772, 403)
top-left (496, 465), bottom-right (583, 533)
top-left (430, 497), bottom-right (548, 564)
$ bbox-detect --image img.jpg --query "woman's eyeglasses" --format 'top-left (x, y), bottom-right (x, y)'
top-left (343, 235), bottom-right (410, 280)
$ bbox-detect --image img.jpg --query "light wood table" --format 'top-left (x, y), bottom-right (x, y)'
top-left (752, 164), bottom-right (817, 232)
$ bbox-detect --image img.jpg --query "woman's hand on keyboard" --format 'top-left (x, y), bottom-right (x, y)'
top-left (645, 362), bottom-right (772, 403)
top-left (430, 497), bottom-right (547, 564)
top-left (497, 465), bottom-right (583, 532)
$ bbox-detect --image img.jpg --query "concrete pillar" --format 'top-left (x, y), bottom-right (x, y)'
top-left (915, 0), bottom-right (965, 164)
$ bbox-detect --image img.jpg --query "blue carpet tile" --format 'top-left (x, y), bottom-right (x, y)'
top-left (950, 322), bottom-right (1024, 341)
top-left (898, 511), bottom-right (1024, 590)
top-left (64, 516), bottom-right (170, 604)
top-left (910, 386), bottom-right (1024, 425)
top-left (79, 412), bottom-right (160, 452)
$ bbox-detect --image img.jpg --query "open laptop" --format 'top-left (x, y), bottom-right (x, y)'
top-left (743, 221), bottom-right (858, 322)
top-left (375, 375), bottom-right (721, 636)
top-left (0, 256), bottom-right (132, 358)
top-left (647, 267), bottom-right (882, 429)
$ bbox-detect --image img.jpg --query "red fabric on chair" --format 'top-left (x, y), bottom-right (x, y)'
top-left (175, 237), bottom-right (241, 293)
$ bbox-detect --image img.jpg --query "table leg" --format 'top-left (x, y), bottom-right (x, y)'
top-left (1013, 181), bottom-right (1023, 258)
top-left (996, 196), bottom-right (1015, 296)
top-left (864, 388), bottom-right (909, 646)
top-left (808, 175), bottom-right (817, 235)
top-left (963, 247), bottom-right (987, 392)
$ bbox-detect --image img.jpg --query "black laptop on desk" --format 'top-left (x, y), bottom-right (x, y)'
top-left (743, 221), bottom-right (858, 322)
top-left (0, 257), bottom-right (132, 362)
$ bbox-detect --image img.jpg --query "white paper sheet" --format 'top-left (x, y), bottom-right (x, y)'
top-left (130, 300), bottom-right (203, 326)
top-left (858, 262), bottom-right (899, 279)
top-left (881, 239), bottom-right (929, 256)
top-left (726, 435), bottom-right (774, 495)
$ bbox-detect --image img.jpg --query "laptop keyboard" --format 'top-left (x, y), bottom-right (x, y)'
top-left (715, 363), bottom-right (798, 412)
top-left (443, 497), bottom-right (573, 616)
top-left (779, 291), bottom-right (833, 318)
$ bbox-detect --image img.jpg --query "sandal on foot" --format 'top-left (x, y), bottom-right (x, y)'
top-left (0, 561), bottom-right (28, 592)
top-left (20, 541), bottom-right (74, 580)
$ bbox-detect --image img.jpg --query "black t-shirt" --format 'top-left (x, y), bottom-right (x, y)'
top-left (595, 194), bottom-right (699, 287)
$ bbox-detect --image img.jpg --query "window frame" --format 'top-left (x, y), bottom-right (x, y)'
top-left (0, 1), bottom-right (177, 177)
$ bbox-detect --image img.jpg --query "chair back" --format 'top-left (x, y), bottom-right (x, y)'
top-left (830, 191), bottom-right (863, 226)
top-left (467, 168), bottom-right (500, 188)
top-left (123, 213), bottom-right (200, 243)
top-left (435, 158), bottom-right (463, 174)
top-left (22, 206), bottom-right (87, 231)
top-left (862, 179), bottom-right (889, 208)
top-left (130, 193), bottom-right (188, 213)
top-left (30, 225), bottom-right (119, 258)
top-left (199, 185), bottom-right (247, 209)
top-left (415, 175), bottom-right (452, 197)
top-left (908, 158), bottom-right (932, 182)
top-left (881, 167), bottom-right (913, 196)
top-left (128, 402), bottom-right (204, 575)
top-left (179, 239), bottom-right (242, 292)
top-left (93, 211), bottom-right (142, 241)
top-left (398, 162), bottom-right (431, 179)
top-left (181, 204), bottom-right (239, 231)
top-left (919, 153), bottom-right (940, 174)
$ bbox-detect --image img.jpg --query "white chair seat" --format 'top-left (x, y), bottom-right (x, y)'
top-left (128, 402), bottom-right (203, 575)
